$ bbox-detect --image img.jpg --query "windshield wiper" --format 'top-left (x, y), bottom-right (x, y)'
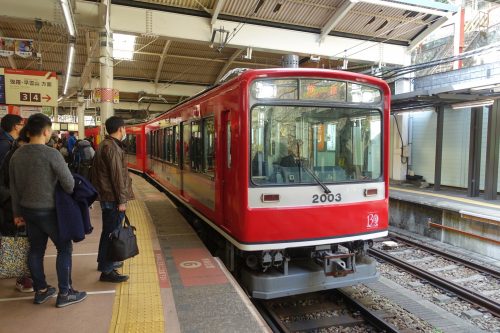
top-left (295, 141), bottom-right (331, 194)
top-left (302, 165), bottom-right (331, 194)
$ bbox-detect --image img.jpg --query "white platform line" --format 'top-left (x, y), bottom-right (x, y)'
top-left (45, 252), bottom-right (98, 258)
top-left (0, 290), bottom-right (115, 302)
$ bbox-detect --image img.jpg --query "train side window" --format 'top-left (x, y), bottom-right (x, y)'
top-left (165, 127), bottom-right (172, 162)
top-left (182, 122), bottom-right (191, 169)
top-left (126, 134), bottom-right (136, 154)
top-left (161, 128), bottom-right (166, 160)
top-left (227, 120), bottom-right (231, 168)
top-left (191, 121), bottom-right (202, 172)
top-left (173, 125), bottom-right (179, 164)
top-left (203, 117), bottom-right (215, 177)
top-left (146, 133), bottom-right (151, 157)
top-left (151, 131), bottom-right (156, 158)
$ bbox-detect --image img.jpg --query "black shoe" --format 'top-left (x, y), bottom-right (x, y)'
top-left (100, 269), bottom-right (129, 283)
top-left (56, 289), bottom-right (87, 308)
top-left (34, 286), bottom-right (57, 304)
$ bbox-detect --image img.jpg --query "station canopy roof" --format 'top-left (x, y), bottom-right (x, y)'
top-left (0, 0), bottom-right (457, 114)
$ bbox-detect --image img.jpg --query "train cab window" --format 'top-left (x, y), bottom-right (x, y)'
top-left (125, 134), bottom-right (136, 154)
top-left (191, 121), bottom-right (202, 172)
top-left (203, 117), bottom-right (215, 177)
top-left (250, 105), bottom-right (382, 185)
top-left (182, 122), bottom-right (191, 169)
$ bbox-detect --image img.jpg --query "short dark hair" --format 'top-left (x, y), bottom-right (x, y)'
top-left (18, 127), bottom-right (30, 143)
top-left (25, 113), bottom-right (52, 137)
top-left (1, 114), bottom-right (23, 132)
top-left (105, 116), bottom-right (125, 135)
top-left (69, 131), bottom-right (75, 136)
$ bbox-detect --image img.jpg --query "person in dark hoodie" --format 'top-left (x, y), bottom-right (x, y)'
top-left (0, 127), bottom-right (33, 293)
top-left (9, 113), bottom-right (87, 308)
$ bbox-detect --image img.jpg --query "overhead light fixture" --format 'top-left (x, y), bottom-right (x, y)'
top-left (113, 33), bottom-right (136, 60)
top-left (63, 43), bottom-right (75, 95)
top-left (57, 96), bottom-right (63, 102)
top-left (60, 0), bottom-right (76, 38)
top-left (451, 99), bottom-right (494, 110)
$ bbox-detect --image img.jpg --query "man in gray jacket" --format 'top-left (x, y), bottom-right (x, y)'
top-left (10, 113), bottom-right (87, 308)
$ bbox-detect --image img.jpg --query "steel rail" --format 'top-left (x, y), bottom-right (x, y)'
top-left (334, 289), bottom-right (401, 333)
top-left (389, 233), bottom-right (500, 279)
top-left (369, 248), bottom-right (500, 317)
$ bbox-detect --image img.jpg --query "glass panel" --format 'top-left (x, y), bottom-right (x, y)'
top-left (174, 125), bottom-right (179, 164)
top-left (126, 134), bottom-right (136, 154)
top-left (183, 123), bottom-right (191, 169)
top-left (300, 79), bottom-right (346, 101)
top-left (251, 79), bottom-right (298, 99)
top-left (203, 117), bottom-right (215, 177)
top-left (165, 128), bottom-right (171, 162)
top-left (250, 105), bottom-right (382, 185)
top-left (191, 121), bottom-right (202, 171)
top-left (227, 121), bottom-right (231, 168)
top-left (348, 83), bottom-right (382, 103)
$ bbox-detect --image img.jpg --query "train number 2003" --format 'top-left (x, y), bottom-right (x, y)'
top-left (312, 193), bottom-right (342, 203)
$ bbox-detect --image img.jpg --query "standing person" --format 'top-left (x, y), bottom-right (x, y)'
top-left (0, 114), bottom-right (23, 162)
top-left (91, 116), bottom-right (133, 283)
top-left (0, 127), bottom-right (33, 293)
top-left (67, 131), bottom-right (77, 161)
top-left (9, 113), bottom-right (87, 307)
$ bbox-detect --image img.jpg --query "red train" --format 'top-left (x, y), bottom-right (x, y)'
top-left (125, 68), bottom-right (390, 299)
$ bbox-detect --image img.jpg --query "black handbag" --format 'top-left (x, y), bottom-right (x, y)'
top-left (107, 214), bottom-right (139, 261)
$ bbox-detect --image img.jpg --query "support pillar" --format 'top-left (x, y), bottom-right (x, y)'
top-left (77, 102), bottom-right (85, 139)
top-left (467, 107), bottom-right (483, 197)
top-left (434, 105), bottom-right (444, 191)
top-left (99, 0), bottom-right (113, 136)
top-left (484, 100), bottom-right (500, 200)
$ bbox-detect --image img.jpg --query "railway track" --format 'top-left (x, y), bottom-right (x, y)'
top-left (388, 233), bottom-right (500, 279)
top-left (368, 246), bottom-right (500, 318)
top-left (255, 290), bottom-right (401, 333)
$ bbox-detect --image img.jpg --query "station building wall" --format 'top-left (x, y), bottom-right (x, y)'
top-left (395, 107), bottom-right (500, 192)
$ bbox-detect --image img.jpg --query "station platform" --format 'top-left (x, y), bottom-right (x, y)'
top-left (0, 174), bottom-right (269, 333)
top-left (390, 184), bottom-right (500, 222)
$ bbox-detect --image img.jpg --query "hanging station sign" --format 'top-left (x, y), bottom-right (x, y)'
top-left (0, 37), bottom-right (36, 58)
top-left (93, 88), bottom-right (120, 104)
top-left (1, 68), bottom-right (58, 107)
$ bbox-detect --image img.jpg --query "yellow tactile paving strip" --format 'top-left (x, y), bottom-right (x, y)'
top-left (390, 186), bottom-right (500, 209)
top-left (108, 200), bottom-right (164, 333)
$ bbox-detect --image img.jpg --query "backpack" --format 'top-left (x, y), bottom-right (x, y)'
top-left (72, 141), bottom-right (95, 179)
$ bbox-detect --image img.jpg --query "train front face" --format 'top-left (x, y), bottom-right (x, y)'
top-left (240, 71), bottom-right (390, 299)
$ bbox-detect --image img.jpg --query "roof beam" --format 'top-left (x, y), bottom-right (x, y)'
top-left (214, 48), bottom-right (243, 84)
top-left (320, 0), bottom-right (358, 43)
top-left (408, 15), bottom-right (450, 50)
top-left (211, 0), bottom-right (226, 27)
top-left (110, 4), bottom-right (410, 65)
top-left (154, 40), bottom-right (171, 86)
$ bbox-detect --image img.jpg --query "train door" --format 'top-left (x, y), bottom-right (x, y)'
top-left (221, 111), bottom-right (232, 229)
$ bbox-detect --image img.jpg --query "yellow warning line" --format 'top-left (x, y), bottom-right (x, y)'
top-left (390, 187), bottom-right (500, 209)
top-left (108, 200), bottom-right (164, 333)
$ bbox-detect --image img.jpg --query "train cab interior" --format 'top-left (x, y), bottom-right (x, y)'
top-left (250, 105), bottom-right (383, 186)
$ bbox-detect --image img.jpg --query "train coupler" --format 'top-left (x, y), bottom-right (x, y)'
top-left (315, 251), bottom-right (356, 277)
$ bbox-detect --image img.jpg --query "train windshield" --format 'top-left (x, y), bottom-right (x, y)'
top-left (250, 105), bottom-right (382, 185)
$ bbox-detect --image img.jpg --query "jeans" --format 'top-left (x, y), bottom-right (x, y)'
top-left (97, 201), bottom-right (124, 273)
top-left (21, 207), bottom-right (73, 294)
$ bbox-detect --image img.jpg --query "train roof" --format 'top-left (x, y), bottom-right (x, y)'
top-left (127, 68), bottom-right (389, 127)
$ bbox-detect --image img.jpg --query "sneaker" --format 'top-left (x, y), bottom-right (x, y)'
top-left (34, 286), bottom-right (57, 304)
top-left (56, 289), bottom-right (87, 308)
top-left (16, 277), bottom-right (34, 293)
top-left (99, 269), bottom-right (129, 283)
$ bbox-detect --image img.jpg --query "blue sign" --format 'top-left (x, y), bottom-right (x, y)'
top-left (0, 75), bottom-right (5, 104)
